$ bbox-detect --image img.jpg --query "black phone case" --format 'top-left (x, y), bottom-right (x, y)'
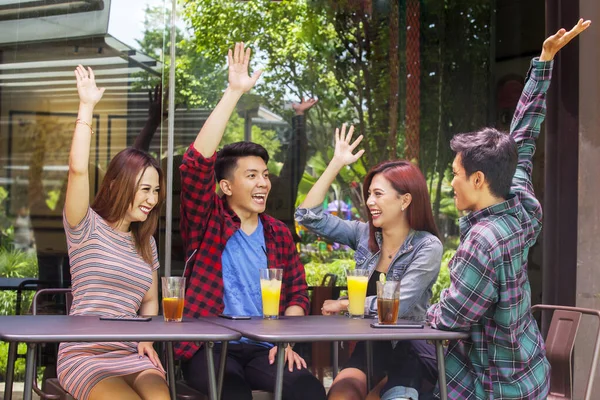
top-left (99, 316), bottom-right (152, 322)
top-left (370, 322), bottom-right (424, 329)
top-left (218, 314), bottom-right (251, 320)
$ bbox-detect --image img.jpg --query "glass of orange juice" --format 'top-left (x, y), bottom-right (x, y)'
top-left (161, 277), bottom-right (185, 322)
top-left (259, 268), bottom-right (283, 319)
top-left (346, 269), bottom-right (369, 318)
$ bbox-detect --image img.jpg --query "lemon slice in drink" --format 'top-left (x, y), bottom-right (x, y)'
top-left (379, 273), bottom-right (386, 284)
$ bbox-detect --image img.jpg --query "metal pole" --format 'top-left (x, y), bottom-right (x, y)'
top-left (332, 341), bottom-right (339, 380)
top-left (23, 344), bottom-right (36, 400)
top-left (365, 341), bottom-right (373, 391)
top-left (274, 343), bottom-right (288, 400)
top-left (218, 341), bottom-right (228, 400)
top-left (166, 342), bottom-right (176, 400)
top-left (436, 340), bottom-right (447, 400)
top-left (205, 342), bottom-right (218, 400)
top-left (3, 342), bottom-right (17, 400)
top-left (164, 0), bottom-right (177, 277)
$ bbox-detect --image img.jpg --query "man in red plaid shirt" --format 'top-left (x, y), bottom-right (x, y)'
top-left (176, 42), bottom-right (326, 400)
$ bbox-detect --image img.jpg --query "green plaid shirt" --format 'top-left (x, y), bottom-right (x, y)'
top-left (427, 58), bottom-right (552, 399)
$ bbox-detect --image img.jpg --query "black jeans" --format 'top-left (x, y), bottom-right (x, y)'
top-left (182, 342), bottom-right (326, 400)
top-left (380, 340), bottom-right (439, 399)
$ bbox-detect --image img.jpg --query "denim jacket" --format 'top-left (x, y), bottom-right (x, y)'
top-left (295, 205), bottom-right (443, 322)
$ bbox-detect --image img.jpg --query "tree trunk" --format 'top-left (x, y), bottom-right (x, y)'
top-left (387, 0), bottom-right (400, 158)
top-left (404, 0), bottom-right (421, 162)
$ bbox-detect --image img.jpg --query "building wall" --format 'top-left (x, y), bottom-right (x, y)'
top-left (575, 0), bottom-right (600, 396)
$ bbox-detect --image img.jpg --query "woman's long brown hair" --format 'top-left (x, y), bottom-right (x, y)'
top-left (362, 160), bottom-right (440, 253)
top-left (92, 148), bottom-right (165, 265)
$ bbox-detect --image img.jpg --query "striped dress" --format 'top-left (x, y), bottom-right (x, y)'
top-left (57, 207), bottom-right (165, 400)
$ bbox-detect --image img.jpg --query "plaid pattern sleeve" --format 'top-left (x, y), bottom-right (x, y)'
top-left (426, 59), bottom-right (552, 400)
top-left (510, 58), bottom-right (553, 241)
top-left (265, 217), bottom-right (310, 314)
top-left (427, 238), bottom-right (497, 331)
top-left (179, 146), bottom-right (218, 253)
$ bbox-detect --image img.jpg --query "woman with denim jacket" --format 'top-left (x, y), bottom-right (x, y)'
top-left (295, 124), bottom-right (443, 400)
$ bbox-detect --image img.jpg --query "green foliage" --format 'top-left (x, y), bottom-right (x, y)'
top-left (430, 249), bottom-right (456, 304)
top-left (221, 112), bottom-right (282, 157)
top-left (0, 342), bottom-right (27, 380)
top-left (0, 186), bottom-right (15, 248)
top-left (301, 247), bottom-right (355, 287)
top-left (0, 248), bottom-right (38, 316)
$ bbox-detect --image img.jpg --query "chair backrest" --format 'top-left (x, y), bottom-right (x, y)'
top-left (32, 288), bottom-right (73, 316)
top-left (532, 304), bottom-right (600, 400)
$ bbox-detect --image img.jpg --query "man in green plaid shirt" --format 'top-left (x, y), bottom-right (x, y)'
top-left (381, 19), bottom-right (591, 400)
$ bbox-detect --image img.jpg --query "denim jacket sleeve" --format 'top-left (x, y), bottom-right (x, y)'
top-left (295, 205), bottom-right (366, 249)
top-left (365, 237), bottom-right (443, 317)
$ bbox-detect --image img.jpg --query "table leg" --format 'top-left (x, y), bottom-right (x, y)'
top-left (217, 341), bottom-right (228, 400)
top-left (365, 341), bottom-right (373, 391)
top-left (435, 340), bottom-right (447, 400)
top-left (166, 342), bottom-right (176, 400)
top-left (3, 342), bottom-right (17, 400)
top-left (274, 343), bottom-right (288, 400)
top-left (205, 342), bottom-right (218, 400)
top-left (332, 341), bottom-right (339, 380)
top-left (23, 343), bottom-right (36, 400)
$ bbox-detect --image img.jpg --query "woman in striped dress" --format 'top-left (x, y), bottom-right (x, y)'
top-left (56, 65), bottom-right (170, 400)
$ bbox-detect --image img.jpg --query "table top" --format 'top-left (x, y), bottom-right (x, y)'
top-left (204, 315), bottom-right (470, 343)
top-left (0, 277), bottom-right (40, 290)
top-left (0, 315), bottom-right (242, 343)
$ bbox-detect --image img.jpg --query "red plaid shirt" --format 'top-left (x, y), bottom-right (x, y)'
top-left (174, 145), bottom-right (310, 360)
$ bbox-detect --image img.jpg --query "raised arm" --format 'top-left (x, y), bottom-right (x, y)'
top-left (64, 65), bottom-right (105, 228)
top-left (509, 19), bottom-right (590, 231)
top-left (193, 42), bottom-right (261, 157)
top-left (511, 19), bottom-right (590, 182)
top-left (275, 98), bottom-right (317, 187)
top-left (299, 124), bottom-right (364, 209)
top-left (133, 84), bottom-right (165, 152)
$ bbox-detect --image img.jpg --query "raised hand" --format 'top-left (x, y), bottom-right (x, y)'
top-left (332, 124), bottom-right (365, 166)
top-left (292, 97), bottom-right (318, 115)
top-left (148, 84), bottom-right (167, 123)
top-left (540, 18), bottom-right (592, 61)
top-left (227, 42), bottom-right (262, 94)
top-left (74, 65), bottom-right (105, 106)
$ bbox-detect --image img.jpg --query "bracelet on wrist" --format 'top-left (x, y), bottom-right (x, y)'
top-left (75, 119), bottom-right (94, 135)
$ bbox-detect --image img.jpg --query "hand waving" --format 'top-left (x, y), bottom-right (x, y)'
top-left (74, 65), bottom-right (105, 106)
top-left (540, 18), bottom-right (592, 61)
top-left (292, 97), bottom-right (318, 115)
top-left (332, 124), bottom-right (365, 166)
top-left (228, 42), bottom-right (262, 94)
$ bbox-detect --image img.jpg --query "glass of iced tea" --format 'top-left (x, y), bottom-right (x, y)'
top-left (376, 280), bottom-right (401, 325)
top-left (161, 277), bottom-right (185, 322)
top-left (259, 268), bottom-right (283, 319)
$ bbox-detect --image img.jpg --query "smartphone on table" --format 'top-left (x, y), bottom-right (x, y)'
top-left (218, 314), bottom-right (251, 320)
top-left (370, 322), bottom-right (424, 329)
top-left (99, 316), bottom-right (152, 322)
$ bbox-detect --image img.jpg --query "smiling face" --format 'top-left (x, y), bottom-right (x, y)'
top-left (220, 156), bottom-right (271, 216)
top-left (123, 167), bottom-right (161, 225)
top-left (366, 173), bottom-right (409, 229)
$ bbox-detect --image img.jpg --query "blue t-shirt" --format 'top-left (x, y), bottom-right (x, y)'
top-left (222, 218), bottom-right (272, 348)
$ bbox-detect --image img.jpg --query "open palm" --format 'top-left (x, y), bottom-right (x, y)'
top-left (333, 124), bottom-right (365, 166)
top-left (228, 42), bottom-right (262, 93)
top-left (74, 65), bottom-right (105, 106)
top-left (541, 18), bottom-right (592, 61)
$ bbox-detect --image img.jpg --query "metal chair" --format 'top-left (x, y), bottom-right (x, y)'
top-left (532, 304), bottom-right (600, 400)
